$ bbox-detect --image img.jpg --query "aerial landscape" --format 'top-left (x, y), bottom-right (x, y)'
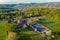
top-left (0, 0), bottom-right (60, 40)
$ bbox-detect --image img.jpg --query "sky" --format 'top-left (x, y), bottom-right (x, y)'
top-left (0, 0), bottom-right (60, 4)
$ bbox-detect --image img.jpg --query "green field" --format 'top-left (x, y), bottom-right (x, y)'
top-left (0, 21), bottom-right (7, 40)
top-left (16, 16), bottom-right (60, 40)
top-left (0, 20), bottom-right (16, 40)
top-left (0, 16), bottom-right (60, 40)
top-left (0, 5), bottom-right (60, 40)
top-left (38, 16), bottom-right (60, 40)
top-left (0, 20), bottom-right (47, 40)
top-left (16, 28), bottom-right (47, 40)
top-left (38, 16), bottom-right (60, 32)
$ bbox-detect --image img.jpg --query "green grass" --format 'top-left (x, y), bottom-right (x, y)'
top-left (0, 20), bottom-right (15, 40)
top-left (38, 16), bottom-right (60, 40)
top-left (0, 16), bottom-right (60, 40)
top-left (16, 28), bottom-right (47, 40)
top-left (0, 21), bottom-right (7, 40)
top-left (10, 16), bottom-right (60, 40)
top-left (38, 16), bottom-right (60, 32)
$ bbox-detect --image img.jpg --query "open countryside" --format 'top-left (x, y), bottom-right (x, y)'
top-left (0, 2), bottom-right (60, 40)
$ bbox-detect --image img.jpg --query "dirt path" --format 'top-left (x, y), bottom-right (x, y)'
top-left (7, 32), bottom-right (17, 40)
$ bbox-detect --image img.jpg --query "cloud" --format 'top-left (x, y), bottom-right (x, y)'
top-left (0, 0), bottom-right (11, 3)
top-left (0, 0), bottom-right (60, 4)
top-left (0, 0), bottom-right (23, 4)
top-left (0, 0), bottom-right (12, 4)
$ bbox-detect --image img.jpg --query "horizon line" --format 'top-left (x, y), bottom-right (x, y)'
top-left (0, 1), bottom-right (60, 4)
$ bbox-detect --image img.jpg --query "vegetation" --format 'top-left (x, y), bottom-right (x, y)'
top-left (0, 7), bottom-right (60, 40)
top-left (0, 21), bottom-right (7, 40)
top-left (16, 29), bottom-right (47, 40)
top-left (0, 7), bottom-right (60, 19)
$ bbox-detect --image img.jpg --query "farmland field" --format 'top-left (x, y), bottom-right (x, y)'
top-left (0, 7), bottom-right (60, 40)
top-left (16, 30), bottom-right (47, 40)
top-left (38, 16), bottom-right (60, 32)
top-left (0, 16), bottom-right (60, 40)
top-left (16, 16), bottom-right (60, 40)
top-left (0, 21), bottom-right (7, 40)
top-left (38, 16), bottom-right (60, 40)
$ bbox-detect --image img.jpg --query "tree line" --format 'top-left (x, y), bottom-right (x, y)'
top-left (0, 7), bottom-right (60, 20)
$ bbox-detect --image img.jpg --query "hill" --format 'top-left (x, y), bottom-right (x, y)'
top-left (0, 2), bottom-right (60, 12)
top-left (14, 2), bottom-right (60, 10)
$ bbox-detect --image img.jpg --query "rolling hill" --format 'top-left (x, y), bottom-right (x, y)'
top-left (0, 2), bottom-right (60, 12)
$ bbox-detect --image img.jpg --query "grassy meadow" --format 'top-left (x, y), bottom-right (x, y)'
top-left (0, 21), bottom-right (7, 40)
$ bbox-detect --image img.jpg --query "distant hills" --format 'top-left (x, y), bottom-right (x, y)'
top-left (0, 2), bottom-right (60, 12)
top-left (0, 4), bottom-right (17, 12)
top-left (14, 2), bottom-right (60, 9)
top-left (0, 4), bottom-right (16, 8)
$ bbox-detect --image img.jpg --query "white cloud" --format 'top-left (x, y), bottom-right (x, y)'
top-left (0, 0), bottom-right (12, 4)
top-left (0, 0), bottom-right (60, 4)
top-left (0, 0), bottom-right (27, 4)
top-left (0, 0), bottom-right (23, 4)
top-left (1, 0), bottom-right (10, 2)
